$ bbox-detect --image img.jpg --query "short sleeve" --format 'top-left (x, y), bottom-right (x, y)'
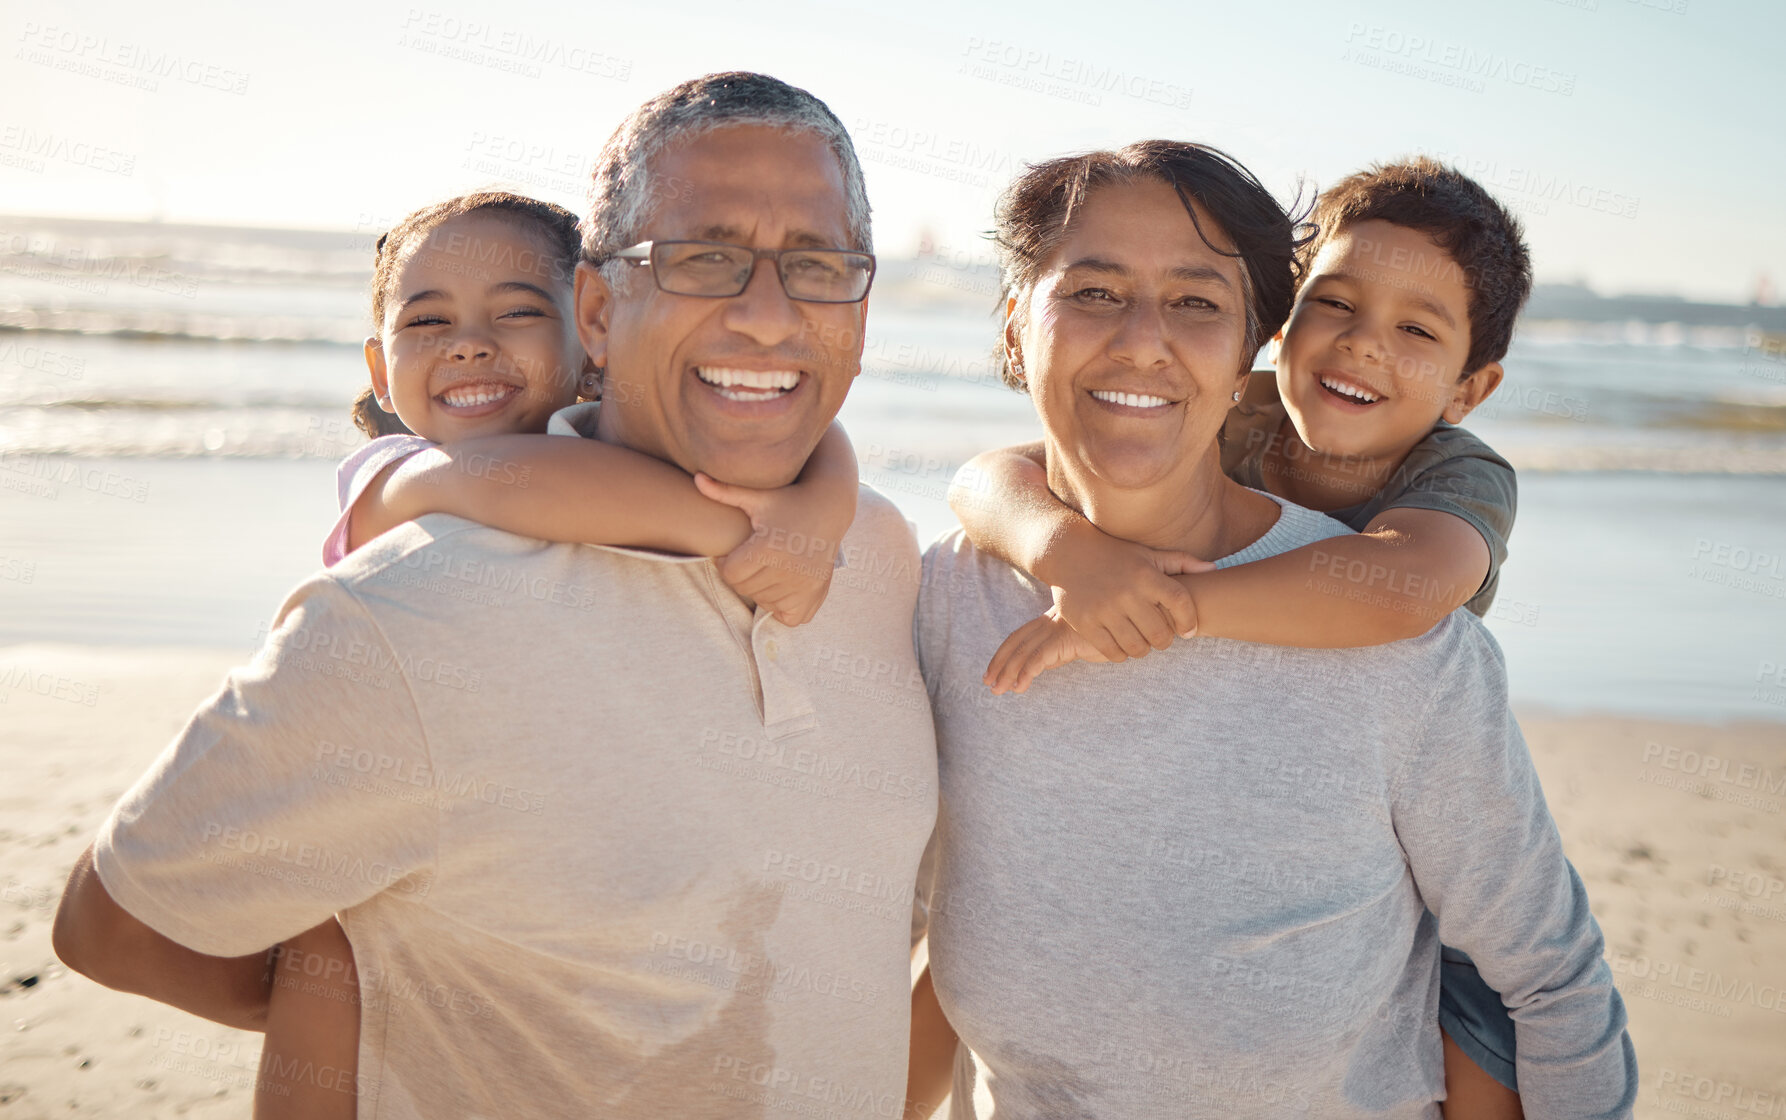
top-left (323, 434), bottom-right (436, 566)
top-left (92, 575), bottom-right (439, 957)
top-left (1376, 432), bottom-right (1517, 611)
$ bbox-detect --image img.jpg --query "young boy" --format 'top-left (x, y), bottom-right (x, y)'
top-left (948, 156), bottom-right (1532, 1117)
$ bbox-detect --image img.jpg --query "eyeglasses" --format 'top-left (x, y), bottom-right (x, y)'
top-left (606, 240), bottom-right (876, 304)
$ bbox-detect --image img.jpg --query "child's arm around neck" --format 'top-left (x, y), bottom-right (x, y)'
top-left (338, 421), bottom-right (860, 625)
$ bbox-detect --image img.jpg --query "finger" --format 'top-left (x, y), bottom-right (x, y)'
top-left (1158, 583), bottom-right (1200, 639)
top-left (1150, 550), bottom-right (1217, 576)
top-left (717, 551), bottom-right (767, 587)
top-left (1007, 627), bottom-right (1057, 693)
top-left (1083, 622), bottom-right (1129, 664)
top-left (1109, 619), bottom-right (1152, 660)
top-left (988, 619), bottom-right (1046, 691)
top-left (694, 471), bottom-right (766, 518)
top-left (986, 627), bottom-right (1030, 691)
top-left (1130, 598), bottom-right (1176, 651)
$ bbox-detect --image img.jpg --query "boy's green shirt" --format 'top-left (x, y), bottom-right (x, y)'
top-left (1220, 374), bottom-right (1517, 617)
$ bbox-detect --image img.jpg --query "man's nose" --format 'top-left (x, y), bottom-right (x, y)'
top-left (721, 256), bottom-right (803, 348)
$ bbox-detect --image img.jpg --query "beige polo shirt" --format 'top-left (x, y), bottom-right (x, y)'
top-left (94, 405), bottom-right (938, 1118)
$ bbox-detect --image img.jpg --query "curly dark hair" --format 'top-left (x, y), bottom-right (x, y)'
top-left (352, 190), bottom-right (581, 439)
top-left (1304, 157), bottom-right (1532, 374)
top-left (990, 140), bottom-right (1313, 390)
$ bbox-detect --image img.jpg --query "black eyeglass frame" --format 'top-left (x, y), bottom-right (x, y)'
top-left (604, 239), bottom-right (877, 304)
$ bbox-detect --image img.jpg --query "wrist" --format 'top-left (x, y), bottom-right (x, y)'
top-left (1029, 516), bottom-right (1101, 587)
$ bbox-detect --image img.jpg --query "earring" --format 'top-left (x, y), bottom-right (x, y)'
top-left (579, 371), bottom-right (600, 394)
top-left (1231, 390), bottom-right (1242, 403)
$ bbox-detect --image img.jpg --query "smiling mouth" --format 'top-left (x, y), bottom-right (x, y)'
top-left (1089, 389), bottom-right (1172, 409)
top-left (437, 382), bottom-right (523, 409)
top-left (1318, 375), bottom-right (1383, 405)
top-left (695, 366), bottom-right (802, 403)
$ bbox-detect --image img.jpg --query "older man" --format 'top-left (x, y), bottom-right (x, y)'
top-left (53, 73), bottom-right (936, 1119)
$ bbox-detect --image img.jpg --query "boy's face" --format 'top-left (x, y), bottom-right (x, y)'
top-left (1275, 219), bottom-right (1499, 465)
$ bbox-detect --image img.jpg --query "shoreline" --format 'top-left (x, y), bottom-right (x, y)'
top-left (0, 646), bottom-right (1781, 1118)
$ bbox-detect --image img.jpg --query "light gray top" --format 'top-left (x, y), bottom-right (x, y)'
top-left (915, 491), bottom-right (1635, 1119)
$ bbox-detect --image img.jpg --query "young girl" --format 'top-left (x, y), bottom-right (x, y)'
top-left (254, 190), bottom-right (862, 1118)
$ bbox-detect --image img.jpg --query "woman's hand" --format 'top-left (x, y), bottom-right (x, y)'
top-left (696, 472), bottom-right (842, 627)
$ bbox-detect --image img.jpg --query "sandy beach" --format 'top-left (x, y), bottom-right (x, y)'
top-left (1, 644), bottom-right (1780, 1118)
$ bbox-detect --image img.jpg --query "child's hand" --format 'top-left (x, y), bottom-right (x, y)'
top-left (984, 609), bottom-right (1110, 694)
top-left (695, 472), bottom-right (844, 627)
top-left (1044, 533), bottom-right (1216, 661)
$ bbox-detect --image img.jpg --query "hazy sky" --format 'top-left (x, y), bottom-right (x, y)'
top-left (4, 0), bottom-right (1779, 303)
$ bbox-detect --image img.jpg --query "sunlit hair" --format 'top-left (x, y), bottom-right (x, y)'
top-left (352, 190), bottom-right (581, 439)
top-left (580, 70), bottom-right (872, 292)
top-left (991, 140), bottom-right (1312, 391)
top-left (1305, 157), bottom-right (1532, 375)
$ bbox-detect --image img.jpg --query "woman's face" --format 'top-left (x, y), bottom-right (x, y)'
top-left (1011, 178), bottom-right (1252, 499)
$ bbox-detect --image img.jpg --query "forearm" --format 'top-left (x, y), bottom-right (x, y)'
top-left (949, 442), bottom-right (1084, 579)
top-left (1184, 533), bottom-right (1466, 648)
top-left (906, 963), bottom-right (957, 1120)
top-left (384, 434), bottom-right (752, 556)
top-left (52, 846), bottom-right (274, 1032)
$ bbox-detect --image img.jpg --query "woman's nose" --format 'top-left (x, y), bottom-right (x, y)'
top-left (1109, 304), bottom-right (1172, 369)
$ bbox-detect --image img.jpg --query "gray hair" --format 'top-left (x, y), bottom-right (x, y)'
top-left (582, 71), bottom-right (872, 290)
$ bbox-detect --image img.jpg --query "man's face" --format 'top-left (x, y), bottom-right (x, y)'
top-left (577, 125), bottom-right (867, 489)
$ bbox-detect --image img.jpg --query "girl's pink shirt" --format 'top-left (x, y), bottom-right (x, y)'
top-left (321, 434), bottom-right (437, 566)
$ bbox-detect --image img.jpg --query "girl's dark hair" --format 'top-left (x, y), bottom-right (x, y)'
top-left (1303, 157), bottom-right (1532, 375)
top-left (352, 190), bottom-right (582, 439)
top-left (991, 140), bottom-right (1312, 390)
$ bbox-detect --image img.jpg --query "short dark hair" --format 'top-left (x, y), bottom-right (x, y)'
top-left (353, 190), bottom-right (581, 439)
top-left (991, 140), bottom-right (1312, 391)
top-left (1305, 157), bottom-right (1532, 374)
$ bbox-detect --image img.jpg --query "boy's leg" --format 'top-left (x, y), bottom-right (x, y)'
top-left (1437, 945), bottom-right (1522, 1120)
top-left (255, 917), bottom-right (360, 1120)
top-left (1442, 1028), bottom-right (1523, 1120)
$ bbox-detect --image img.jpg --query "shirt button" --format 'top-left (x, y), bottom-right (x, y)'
top-left (765, 638), bottom-right (780, 661)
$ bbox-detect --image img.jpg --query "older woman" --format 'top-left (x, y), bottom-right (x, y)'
top-left (908, 143), bottom-right (1636, 1118)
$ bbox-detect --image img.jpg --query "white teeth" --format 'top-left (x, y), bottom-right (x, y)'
top-left (1090, 390), bottom-right (1171, 409)
top-left (695, 367), bottom-right (800, 392)
top-left (1320, 377), bottom-right (1381, 403)
top-left (440, 384), bottom-right (517, 407)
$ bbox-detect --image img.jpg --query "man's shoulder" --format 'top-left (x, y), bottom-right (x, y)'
top-left (326, 514), bottom-right (572, 593)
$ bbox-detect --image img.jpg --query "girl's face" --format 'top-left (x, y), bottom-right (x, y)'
top-left (1013, 177), bottom-right (1251, 498)
top-left (368, 212), bottom-right (586, 443)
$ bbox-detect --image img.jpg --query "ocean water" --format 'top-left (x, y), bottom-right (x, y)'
top-left (2, 218), bottom-right (1784, 722)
